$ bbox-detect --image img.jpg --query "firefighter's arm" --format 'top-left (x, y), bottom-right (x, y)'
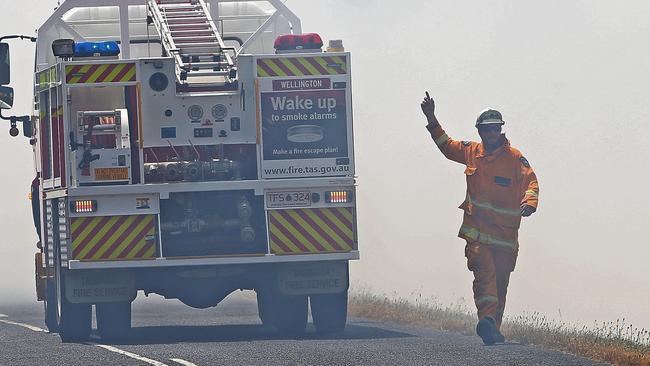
top-left (421, 92), bottom-right (468, 164)
top-left (519, 157), bottom-right (539, 217)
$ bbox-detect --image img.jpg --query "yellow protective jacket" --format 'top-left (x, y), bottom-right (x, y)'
top-left (430, 125), bottom-right (539, 251)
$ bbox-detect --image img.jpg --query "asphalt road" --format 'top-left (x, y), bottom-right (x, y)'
top-left (0, 293), bottom-right (607, 366)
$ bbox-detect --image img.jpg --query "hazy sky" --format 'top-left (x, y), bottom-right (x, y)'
top-left (1, 1), bottom-right (648, 330)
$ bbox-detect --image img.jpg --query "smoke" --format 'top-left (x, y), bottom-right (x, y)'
top-left (1, 0), bottom-right (648, 329)
top-left (288, 0), bottom-right (650, 329)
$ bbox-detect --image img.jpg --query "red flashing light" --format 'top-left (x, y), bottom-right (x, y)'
top-left (274, 33), bottom-right (323, 51)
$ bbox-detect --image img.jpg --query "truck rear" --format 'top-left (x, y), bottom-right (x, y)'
top-left (1, 0), bottom-right (358, 342)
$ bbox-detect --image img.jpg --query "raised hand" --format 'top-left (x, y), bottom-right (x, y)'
top-left (421, 91), bottom-right (435, 121)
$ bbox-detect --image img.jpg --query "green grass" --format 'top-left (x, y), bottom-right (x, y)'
top-left (348, 291), bottom-right (650, 366)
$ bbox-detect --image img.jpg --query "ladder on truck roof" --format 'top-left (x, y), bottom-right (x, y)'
top-left (147, 0), bottom-right (236, 86)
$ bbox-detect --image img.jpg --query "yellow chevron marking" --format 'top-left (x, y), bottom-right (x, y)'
top-left (313, 57), bottom-right (338, 75)
top-left (124, 240), bottom-right (147, 259)
top-left (91, 215), bottom-right (138, 259)
top-left (85, 63), bottom-right (110, 83)
top-left (127, 225), bottom-right (156, 259)
top-left (337, 207), bottom-right (353, 222)
top-left (297, 57), bottom-right (320, 75)
top-left (322, 209), bottom-right (353, 239)
top-left (73, 217), bottom-right (104, 251)
top-left (257, 65), bottom-right (270, 77)
top-left (279, 58), bottom-right (303, 76)
top-left (332, 56), bottom-right (347, 72)
top-left (269, 224), bottom-right (302, 253)
top-left (272, 213), bottom-right (319, 252)
top-left (77, 216), bottom-right (121, 259)
top-left (105, 63), bottom-right (126, 82)
top-left (120, 64), bottom-right (136, 82)
top-left (303, 209), bottom-right (347, 247)
top-left (286, 210), bottom-right (335, 251)
top-left (71, 216), bottom-right (85, 233)
top-left (270, 242), bottom-right (285, 254)
top-left (263, 59), bottom-right (287, 77)
top-left (109, 216), bottom-right (153, 259)
top-left (142, 245), bottom-right (156, 259)
top-left (71, 65), bottom-right (93, 84)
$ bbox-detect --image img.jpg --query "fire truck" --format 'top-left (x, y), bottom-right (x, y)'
top-left (0, 0), bottom-right (357, 342)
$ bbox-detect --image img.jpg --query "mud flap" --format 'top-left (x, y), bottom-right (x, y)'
top-left (35, 252), bottom-right (47, 301)
top-left (65, 270), bottom-right (136, 303)
top-left (278, 261), bottom-right (348, 296)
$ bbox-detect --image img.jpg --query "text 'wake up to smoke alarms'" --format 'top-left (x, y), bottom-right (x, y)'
top-left (270, 95), bottom-right (338, 113)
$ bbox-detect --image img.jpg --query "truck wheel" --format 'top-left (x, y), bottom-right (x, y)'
top-left (44, 281), bottom-right (58, 332)
top-left (256, 291), bottom-right (272, 326)
top-left (310, 291), bottom-right (348, 334)
top-left (96, 302), bottom-right (132, 342)
top-left (58, 299), bottom-right (92, 342)
top-left (55, 270), bottom-right (91, 342)
top-left (258, 291), bottom-right (307, 336)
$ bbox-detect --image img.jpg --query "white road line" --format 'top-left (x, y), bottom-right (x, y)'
top-left (0, 316), bottom-right (183, 366)
top-left (0, 319), bottom-right (47, 333)
top-left (170, 358), bottom-right (199, 366)
top-left (93, 344), bottom-right (169, 366)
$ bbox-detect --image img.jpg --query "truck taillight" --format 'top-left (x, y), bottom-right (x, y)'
top-left (72, 200), bottom-right (97, 213)
top-left (325, 191), bottom-right (353, 204)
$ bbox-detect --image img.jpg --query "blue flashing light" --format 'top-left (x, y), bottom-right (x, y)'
top-left (74, 41), bottom-right (120, 57)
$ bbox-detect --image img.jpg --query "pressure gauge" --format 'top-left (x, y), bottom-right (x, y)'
top-left (211, 104), bottom-right (228, 120)
top-left (187, 105), bottom-right (203, 120)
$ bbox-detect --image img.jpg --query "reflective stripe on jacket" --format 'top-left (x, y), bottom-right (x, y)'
top-left (430, 125), bottom-right (539, 250)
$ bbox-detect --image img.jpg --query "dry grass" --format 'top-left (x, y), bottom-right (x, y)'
top-left (349, 291), bottom-right (650, 366)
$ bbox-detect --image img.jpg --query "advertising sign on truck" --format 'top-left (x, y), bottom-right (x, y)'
top-left (257, 55), bottom-right (354, 179)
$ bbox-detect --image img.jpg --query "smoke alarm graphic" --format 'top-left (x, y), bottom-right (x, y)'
top-left (287, 125), bottom-right (324, 143)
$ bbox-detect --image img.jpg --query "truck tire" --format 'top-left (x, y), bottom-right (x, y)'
top-left (44, 281), bottom-right (58, 332)
top-left (274, 295), bottom-right (308, 336)
top-left (54, 267), bottom-right (91, 342)
top-left (256, 291), bottom-right (272, 326)
top-left (96, 301), bottom-right (132, 342)
top-left (58, 298), bottom-right (92, 343)
top-left (310, 291), bottom-right (348, 334)
top-left (257, 290), bottom-right (307, 336)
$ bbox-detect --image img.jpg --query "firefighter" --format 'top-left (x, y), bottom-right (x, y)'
top-left (420, 92), bottom-right (539, 345)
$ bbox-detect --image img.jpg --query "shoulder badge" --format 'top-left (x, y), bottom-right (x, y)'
top-left (462, 141), bottom-right (472, 146)
top-left (520, 156), bottom-right (530, 168)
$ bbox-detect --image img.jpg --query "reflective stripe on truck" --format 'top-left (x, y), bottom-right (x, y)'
top-left (268, 207), bottom-right (354, 254)
top-left (71, 214), bottom-right (156, 260)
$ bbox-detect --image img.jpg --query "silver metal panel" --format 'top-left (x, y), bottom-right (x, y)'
top-left (67, 176), bottom-right (355, 197)
top-left (68, 251), bottom-right (359, 270)
top-left (68, 193), bottom-right (160, 217)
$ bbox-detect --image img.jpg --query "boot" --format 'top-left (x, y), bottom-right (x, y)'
top-left (493, 329), bottom-right (505, 343)
top-left (476, 317), bottom-right (496, 345)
